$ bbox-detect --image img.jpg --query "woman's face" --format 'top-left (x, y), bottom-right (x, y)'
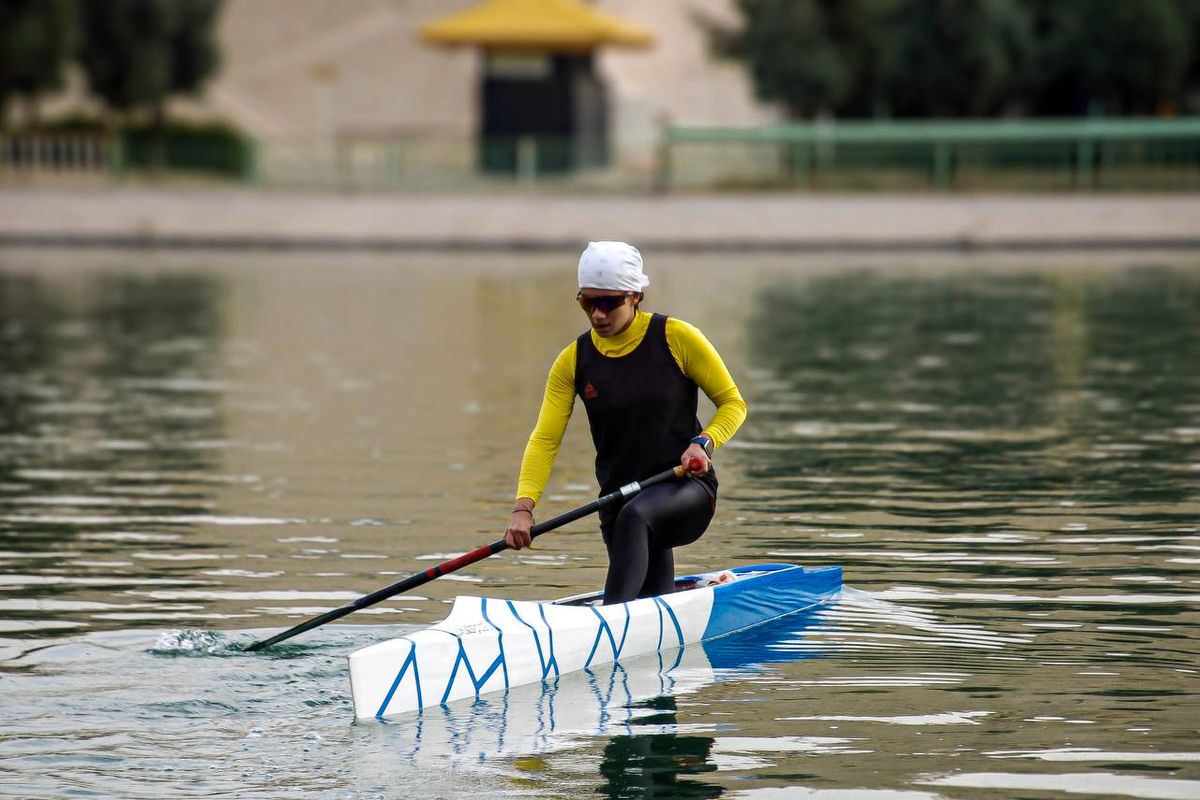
top-left (578, 289), bottom-right (637, 337)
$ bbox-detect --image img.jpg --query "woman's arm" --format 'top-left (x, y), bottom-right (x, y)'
top-left (666, 318), bottom-right (748, 448)
top-left (507, 342), bottom-right (577, 549)
top-left (515, 342), bottom-right (578, 503)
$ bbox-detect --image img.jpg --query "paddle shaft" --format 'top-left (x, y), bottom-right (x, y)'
top-left (244, 462), bottom-right (698, 651)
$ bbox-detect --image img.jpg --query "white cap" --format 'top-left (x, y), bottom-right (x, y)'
top-left (577, 241), bottom-right (649, 292)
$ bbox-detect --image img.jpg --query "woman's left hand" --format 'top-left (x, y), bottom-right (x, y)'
top-left (681, 443), bottom-right (711, 476)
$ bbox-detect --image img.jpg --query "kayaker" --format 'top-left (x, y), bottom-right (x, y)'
top-left (505, 241), bottom-right (747, 604)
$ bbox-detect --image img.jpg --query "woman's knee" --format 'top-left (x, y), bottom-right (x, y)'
top-left (610, 501), bottom-right (652, 542)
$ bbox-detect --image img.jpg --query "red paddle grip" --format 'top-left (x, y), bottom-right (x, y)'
top-left (688, 457), bottom-right (705, 473)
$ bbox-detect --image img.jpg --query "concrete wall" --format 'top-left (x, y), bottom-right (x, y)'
top-left (202, 0), bottom-right (778, 167)
top-left (206, 0), bottom-right (477, 142)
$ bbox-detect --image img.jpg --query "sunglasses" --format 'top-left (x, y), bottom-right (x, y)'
top-left (577, 293), bottom-right (631, 314)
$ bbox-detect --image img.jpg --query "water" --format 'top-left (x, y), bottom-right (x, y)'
top-left (1, 249), bottom-right (1197, 799)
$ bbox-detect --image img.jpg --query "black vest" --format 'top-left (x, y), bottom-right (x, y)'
top-left (574, 313), bottom-right (717, 504)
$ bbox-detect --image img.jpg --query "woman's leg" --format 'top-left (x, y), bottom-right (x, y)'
top-left (602, 479), bottom-right (714, 604)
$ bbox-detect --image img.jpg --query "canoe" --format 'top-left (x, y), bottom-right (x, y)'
top-left (370, 607), bottom-right (833, 763)
top-left (349, 563), bottom-right (842, 720)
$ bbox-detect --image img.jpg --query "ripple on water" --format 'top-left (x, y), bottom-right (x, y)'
top-left (918, 772), bottom-right (1200, 799)
top-left (2, 254), bottom-right (1199, 800)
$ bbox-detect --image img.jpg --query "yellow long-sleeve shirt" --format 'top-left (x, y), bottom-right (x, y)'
top-left (516, 311), bottom-right (747, 504)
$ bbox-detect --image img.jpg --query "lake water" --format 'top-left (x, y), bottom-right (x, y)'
top-left (1, 249), bottom-right (1197, 799)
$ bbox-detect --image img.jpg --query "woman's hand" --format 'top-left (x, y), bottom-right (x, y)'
top-left (506, 498), bottom-right (535, 550)
top-left (681, 443), bottom-right (711, 477)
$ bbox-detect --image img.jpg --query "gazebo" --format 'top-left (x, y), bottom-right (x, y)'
top-left (420, 0), bottom-right (654, 174)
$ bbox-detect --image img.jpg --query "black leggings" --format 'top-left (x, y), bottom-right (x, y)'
top-left (600, 479), bottom-right (715, 604)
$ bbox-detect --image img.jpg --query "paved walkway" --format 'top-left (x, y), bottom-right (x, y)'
top-left (3, 187), bottom-right (1199, 251)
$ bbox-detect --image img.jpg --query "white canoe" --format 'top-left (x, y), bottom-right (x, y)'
top-left (349, 562), bottom-right (842, 720)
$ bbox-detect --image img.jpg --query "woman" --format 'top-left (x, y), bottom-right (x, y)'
top-left (505, 241), bottom-right (747, 604)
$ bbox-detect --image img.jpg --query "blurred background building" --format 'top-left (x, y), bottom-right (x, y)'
top-left (3, 0), bottom-right (1200, 190)
top-left (12, 0), bottom-right (778, 184)
top-left (185, 0), bottom-right (779, 177)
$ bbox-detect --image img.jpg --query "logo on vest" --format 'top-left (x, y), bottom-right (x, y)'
top-left (582, 382), bottom-right (598, 400)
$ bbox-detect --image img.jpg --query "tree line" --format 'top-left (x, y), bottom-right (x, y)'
top-left (0, 0), bottom-right (221, 132)
top-left (711, 0), bottom-right (1200, 119)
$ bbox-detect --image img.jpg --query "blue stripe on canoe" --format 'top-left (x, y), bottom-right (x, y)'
top-left (439, 635), bottom-right (467, 707)
top-left (439, 601), bottom-right (507, 706)
top-left (481, 598), bottom-right (509, 691)
top-left (507, 600), bottom-right (560, 680)
top-left (584, 604), bottom-right (631, 668)
top-left (375, 639), bottom-right (421, 719)
top-left (583, 610), bottom-right (605, 667)
top-left (537, 603), bottom-right (560, 678)
top-left (654, 599), bottom-right (663, 652)
top-left (653, 595), bottom-right (686, 649)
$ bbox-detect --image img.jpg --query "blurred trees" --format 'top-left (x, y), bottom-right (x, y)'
top-left (0, 0), bottom-right (78, 129)
top-left (1026, 0), bottom-right (1190, 115)
top-left (78, 0), bottom-right (221, 124)
top-left (710, 0), bottom-right (892, 117)
top-left (712, 0), bottom-right (848, 117)
top-left (884, 0), bottom-right (1034, 117)
top-left (715, 0), bottom-right (1200, 119)
top-left (0, 0), bottom-right (222, 132)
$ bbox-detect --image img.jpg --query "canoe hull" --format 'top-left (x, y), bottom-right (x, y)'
top-left (349, 563), bottom-right (840, 719)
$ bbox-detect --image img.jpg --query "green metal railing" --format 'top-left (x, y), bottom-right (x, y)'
top-left (7, 119), bottom-right (1200, 192)
top-left (658, 118), bottom-right (1200, 191)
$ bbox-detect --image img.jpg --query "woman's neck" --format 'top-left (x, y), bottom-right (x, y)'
top-left (592, 310), bottom-right (650, 356)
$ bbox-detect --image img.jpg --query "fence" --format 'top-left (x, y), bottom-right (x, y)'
top-left (658, 118), bottom-right (1200, 191)
top-left (254, 135), bottom-right (615, 190)
top-left (1, 132), bottom-right (610, 189)
top-left (0, 134), bottom-right (114, 179)
top-left (1, 131), bottom-right (255, 181)
top-left (6, 119), bottom-right (1200, 192)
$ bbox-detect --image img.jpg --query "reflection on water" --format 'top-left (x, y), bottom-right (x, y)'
top-left (1, 251), bottom-right (1198, 799)
top-left (1, 268), bottom-right (231, 636)
top-left (597, 698), bottom-right (720, 800)
top-left (382, 644), bottom-right (720, 763)
top-left (746, 268), bottom-right (1199, 508)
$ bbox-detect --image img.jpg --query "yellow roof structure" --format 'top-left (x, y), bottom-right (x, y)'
top-left (420, 0), bottom-right (654, 51)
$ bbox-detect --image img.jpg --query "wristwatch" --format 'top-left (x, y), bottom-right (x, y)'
top-left (689, 434), bottom-right (714, 457)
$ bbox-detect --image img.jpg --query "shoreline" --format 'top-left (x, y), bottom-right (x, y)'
top-left (3, 187), bottom-right (1200, 252)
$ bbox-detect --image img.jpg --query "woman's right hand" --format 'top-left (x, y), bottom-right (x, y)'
top-left (506, 499), bottom-right (535, 550)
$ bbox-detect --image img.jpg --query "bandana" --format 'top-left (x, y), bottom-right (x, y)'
top-left (577, 241), bottom-right (649, 292)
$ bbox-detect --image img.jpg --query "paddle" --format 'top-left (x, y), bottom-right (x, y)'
top-left (244, 459), bottom-right (704, 651)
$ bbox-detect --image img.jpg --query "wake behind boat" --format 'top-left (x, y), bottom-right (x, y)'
top-left (349, 563), bottom-right (841, 719)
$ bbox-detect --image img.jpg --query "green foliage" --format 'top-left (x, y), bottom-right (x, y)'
top-left (819, 0), bottom-right (895, 116)
top-left (0, 0), bottom-right (78, 127)
top-left (713, 0), bottom-right (889, 117)
top-left (884, 0), bottom-right (1034, 117)
top-left (120, 119), bottom-right (251, 177)
top-left (1187, 0), bottom-right (1200, 87)
top-left (715, 0), bottom-right (1199, 118)
top-left (77, 0), bottom-right (221, 115)
top-left (1028, 0), bottom-right (1190, 115)
top-left (35, 112), bottom-right (104, 133)
top-left (171, 0), bottom-right (221, 94)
